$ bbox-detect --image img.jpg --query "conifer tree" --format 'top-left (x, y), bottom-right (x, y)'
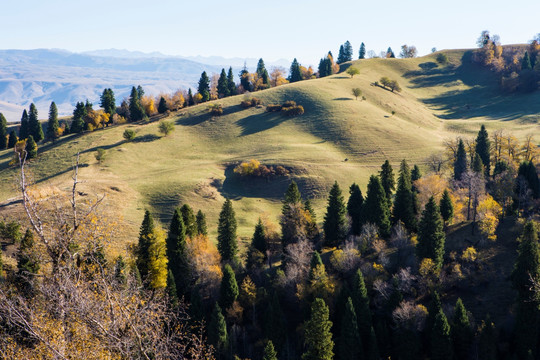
top-left (70, 102), bottom-right (86, 133)
top-left (362, 175), bottom-right (391, 237)
top-left (304, 199), bottom-right (317, 222)
top-left (251, 218), bottom-right (267, 254)
top-left (475, 125), bottom-right (491, 176)
top-left (426, 291), bottom-right (442, 336)
top-left (302, 298), bottom-right (334, 360)
top-left (157, 96), bottom-right (168, 114)
top-left (0, 113), bottom-right (7, 150)
top-left (219, 264), bottom-right (238, 309)
top-left (217, 68), bottom-right (230, 98)
top-left (137, 85), bottom-right (145, 99)
top-left (289, 58), bottom-right (303, 83)
top-left (187, 88), bottom-right (195, 106)
top-left (518, 161), bottom-right (540, 199)
top-left (411, 164), bottom-right (422, 183)
top-left (208, 303), bottom-right (228, 356)
top-left (522, 51), bottom-right (533, 70)
top-left (340, 297), bottom-right (363, 359)
top-left (8, 130), bottom-right (17, 148)
top-left (239, 64), bottom-right (252, 92)
top-left (359, 42), bottom-right (366, 59)
top-left (198, 71), bottom-right (210, 102)
top-left (136, 210), bottom-right (154, 280)
top-left (262, 340), bottom-right (278, 360)
top-left (256, 58), bottom-right (270, 86)
top-left (309, 251), bottom-right (323, 279)
top-left (227, 67), bottom-right (236, 96)
top-left (417, 197), bottom-right (445, 268)
top-left (28, 103), bottom-right (43, 142)
top-left (387, 47), bottom-right (396, 58)
top-left (323, 181), bottom-right (347, 247)
top-left (283, 181), bottom-right (302, 207)
top-left (166, 270), bottom-right (178, 306)
top-left (351, 270), bottom-right (374, 346)
top-left (347, 183), bottom-right (364, 235)
top-left (19, 109), bottom-right (29, 139)
top-left (265, 292), bottom-right (286, 350)
top-left (17, 229), bottom-right (40, 294)
top-left (180, 204), bottom-right (197, 239)
top-left (439, 189), bottom-right (454, 227)
top-left (393, 159), bottom-right (417, 232)
top-left (478, 315), bottom-right (497, 360)
top-left (25, 135), bottom-right (37, 159)
top-left (217, 199), bottom-right (238, 262)
top-left (129, 86), bottom-right (145, 121)
top-left (454, 138), bottom-right (468, 180)
top-left (472, 152), bottom-right (484, 174)
top-left (196, 210), bottom-right (207, 236)
top-left (99, 88), bottom-right (116, 115)
top-left (379, 160), bottom-right (395, 202)
top-left (46, 101), bottom-right (59, 142)
top-left (167, 208), bottom-right (190, 296)
top-left (431, 311), bottom-right (453, 360)
top-left (452, 298), bottom-right (472, 358)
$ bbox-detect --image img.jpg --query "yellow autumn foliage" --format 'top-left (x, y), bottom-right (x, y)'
top-left (148, 227), bottom-right (168, 289)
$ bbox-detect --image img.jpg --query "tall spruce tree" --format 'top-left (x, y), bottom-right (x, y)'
top-left (522, 51), bottom-right (533, 70)
top-left (475, 125), bottom-right (491, 176)
top-left (478, 315), bottom-right (497, 360)
top-left (8, 130), bottom-right (17, 148)
top-left (99, 88), bottom-right (116, 115)
top-left (219, 264), bottom-right (238, 309)
top-left (362, 175), bottom-right (391, 237)
top-left (518, 161), bottom-right (540, 199)
top-left (187, 88), bottom-right (195, 106)
top-left (393, 159), bottom-right (417, 232)
top-left (347, 183), bottom-right (364, 235)
top-left (208, 303), bottom-right (228, 356)
top-left (262, 340), bottom-right (278, 360)
top-left (217, 199), bottom-right (238, 262)
top-left (19, 109), bottom-right (29, 139)
top-left (136, 210), bottom-right (154, 280)
top-left (227, 67), bottom-right (236, 96)
top-left (157, 97), bottom-right (167, 114)
top-left (351, 270), bottom-right (374, 348)
top-left (217, 68), bottom-right (230, 98)
top-left (431, 311), bottom-right (453, 360)
top-left (251, 218), bottom-right (267, 254)
top-left (166, 208), bottom-right (190, 297)
top-left (256, 58), bottom-right (270, 86)
top-left (70, 102), bottom-right (86, 133)
top-left (472, 153), bottom-right (484, 174)
top-left (439, 189), bottom-right (454, 227)
top-left (265, 292), bottom-right (286, 351)
top-left (129, 86), bottom-right (145, 121)
top-left (302, 298), bottom-right (334, 360)
top-left (339, 297), bottom-right (363, 359)
top-left (359, 42), bottom-right (366, 59)
top-left (0, 113), bottom-right (7, 149)
top-left (416, 197), bottom-right (445, 269)
top-left (454, 139), bottom-right (468, 180)
top-left (17, 229), bottom-right (40, 295)
top-left (411, 164), bottom-right (422, 183)
top-left (25, 135), bottom-right (37, 159)
top-left (180, 204), bottom-right (197, 239)
top-left (379, 160), bottom-right (395, 203)
top-left (28, 103), bottom-right (43, 142)
top-left (196, 210), bottom-right (207, 236)
top-left (451, 298), bottom-right (472, 359)
top-left (289, 58), bottom-right (303, 83)
top-left (323, 181), bottom-right (347, 247)
top-left (198, 71), bottom-right (210, 102)
top-left (46, 102), bottom-right (59, 142)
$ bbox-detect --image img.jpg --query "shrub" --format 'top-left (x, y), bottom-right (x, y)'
top-left (282, 105), bottom-right (304, 116)
top-left (436, 53), bottom-right (448, 64)
top-left (266, 104), bottom-right (282, 112)
top-left (240, 97), bottom-right (262, 109)
top-left (158, 120), bottom-right (174, 136)
top-left (95, 148), bottom-right (106, 164)
top-left (123, 129), bottom-right (136, 142)
top-left (282, 100), bottom-right (296, 108)
top-left (208, 104), bottom-right (223, 116)
top-left (233, 159), bottom-right (289, 178)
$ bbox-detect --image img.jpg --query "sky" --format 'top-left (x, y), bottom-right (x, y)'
top-left (2, 0), bottom-right (540, 67)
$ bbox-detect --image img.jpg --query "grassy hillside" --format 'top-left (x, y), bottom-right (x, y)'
top-left (1, 48), bottom-right (539, 253)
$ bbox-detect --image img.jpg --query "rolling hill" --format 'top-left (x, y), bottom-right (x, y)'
top-left (1, 48), bottom-right (539, 253)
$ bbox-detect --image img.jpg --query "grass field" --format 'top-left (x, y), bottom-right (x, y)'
top-left (1, 48), bottom-right (539, 253)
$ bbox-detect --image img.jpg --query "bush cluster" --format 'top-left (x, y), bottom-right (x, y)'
top-left (233, 159), bottom-right (289, 178)
top-left (240, 97), bottom-right (262, 108)
top-left (267, 101), bottom-right (305, 116)
top-left (208, 103), bottom-right (224, 116)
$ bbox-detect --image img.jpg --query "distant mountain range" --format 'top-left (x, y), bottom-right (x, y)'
top-left (0, 49), bottom-right (291, 122)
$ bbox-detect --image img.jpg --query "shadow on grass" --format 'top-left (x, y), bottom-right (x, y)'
top-left (35, 163), bottom-right (90, 184)
top-left (133, 134), bottom-right (160, 143)
top-left (333, 97), bottom-right (354, 101)
top-left (80, 140), bottom-right (125, 154)
top-left (237, 112), bottom-right (288, 136)
top-left (178, 104), bottom-right (248, 127)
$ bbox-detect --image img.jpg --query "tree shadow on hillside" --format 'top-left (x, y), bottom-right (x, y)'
top-left (333, 97), bottom-right (354, 101)
top-left (237, 112), bottom-right (288, 136)
top-left (178, 104), bottom-right (249, 127)
top-left (80, 140), bottom-right (125, 154)
top-left (35, 163), bottom-right (90, 184)
top-left (133, 134), bottom-right (160, 143)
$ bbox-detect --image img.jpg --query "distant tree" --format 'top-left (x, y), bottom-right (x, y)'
top-left (386, 47), bottom-right (396, 58)
top-left (439, 189), bottom-right (454, 226)
top-left (472, 153), bottom-right (484, 174)
top-left (262, 341), bottom-right (278, 360)
top-left (99, 88), bottom-right (116, 116)
top-left (196, 210), bottom-right (207, 236)
top-left (0, 113), bottom-right (7, 149)
top-left (46, 102), bottom-right (59, 142)
top-left (123, 129), bottom-right (136, 141)
top-left (283, 181), bottom-right (302, 209)
top-left (452, 298), bottom-right (473, 358)
top-left (219, 264), bottom-right (238, 309)
top-left (475, 125), bottom-right (491, 176)
top-left (8, 130), bottom-right (17, 148)
top-left (400, 45), bottom-right (418, 58)
top-left (393, 160), bottom-right (417, 232)
top-left (197, 71), bottom-right (210, 102)
top-left (411, 164), bottom-right (422, 182)
top-left (339, 297), bottom-right (363, 359)
top-left (346, 67), bottom-right (360, 78)
top-left (436, 53), bottom-right (448, 64)
top-left (187, 88), bottom-right (195, 106)
top-left (25, 135), bottom-right (37, 159)
top-left (388, 80), bottom-right (402, 92)
top-left (208, 303), bottom-right (228, 356)
top-left (431, 311), bottom-right (453, 360)
top-left (347, 183), bottom-right (364, 235)
top-left (518, 161), bottom-right (540, 199)
top-left (289, 58), bottom-right (303, 83)
top-left (158, 120), bottom-right (174, 136)
top-left (147, 227), bottom-right (168, 289)
top-left (28, 103), bottom-right (43, 142)
top-left (157, 96), bottom-right (168, 114)
top-left (239, 63), bottom-right (252, 92)
top-left (166, 208), bottom-right (190, 297)
top-left (318, 56), bottom-right (332, 78)
top-left (227, 67), bottom-right (237, 95)
top-left (137, 85), bottom-right (145, 99)
top-left (380, 160), bottom-right (395, 203)
top-left (359, 42), bottom-right (366, 59)
top-left (217, 199), bottom-right (238, 262)
top-left (129, 86), bottom-right (146, 122)
top-left (256, 58), bottom-right (270, 86)
top-left (302, 298), bottom-right (334, 360)
top-left (522, 51), bottom-right (533, 70)
top-left (251, 218), bottom-right (267, 254)
top-left (19, 109), bottom-right (29, 139)
top-left (417, 197), bottom-right (445, 269)
top-left (338, 41), bottom-right (353, 64)
top-left (217, 68), bottom-right (230, 98)
top-left (454, 139), bottom-right (468, 180)
top-left (351, 269), bottom-right (374, 345)
top-left (323, 181), bottom-right (347, 247)
top-left (352, 87), bottom-right (362, 100)
top-left (362, 175), bottom-right (391, 237)
top-left (179, 204), bottom-right (197, 239)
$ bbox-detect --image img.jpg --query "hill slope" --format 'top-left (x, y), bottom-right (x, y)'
top-left (1, 49), bottom-right (539, 251)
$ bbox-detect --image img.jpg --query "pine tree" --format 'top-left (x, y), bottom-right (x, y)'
top-left (8, 130), bottom-right (17, 148)
top-left (99, 88), bottom-right (116, 115)
top-left (196, 210), bottom-right (207, 236)
top-left (518, 161), bottom-right (540, 199)
top-left (379, 160), bottom-right (395, 202)
top-left (359, 42), bottom-right (366, 59)
top-left (411, 164), bottom-right (422, 183)
top-left (166, 270), bottom-right (178, 306)
top-left (475, 125), bottom-right (491, 176)
top-left (70, 102), bottom-right (86, 133)
top-left (393, 159), bottom-right (417, 232)
top-left (217, 199), bottom-right (238, 262)
top-left (478, 315), bottom-right (497, 360)
top-left (208, 303), bottom-right (228, 355)
top-left (289, 58), bottom-right (303, 83)
top-left (309, 251), bottom-right (323, 279)
top-left (28, 103), bottom-right (43, 142)
top-left (387, 47), bottom-right (396, 58)
top-left (323, 181), bottom-right (347, 247)
top-left (472, 152), bottom-right (484, 174)
top-left (454, 138), bottom-right (468, 180)
top-left (157, 96), bottom-right (168, 114)
top-left (180, 204), bottom-right (197, 238)
top-left (452, 298), bottom-right (472, 358)
top-left (431, 311), bottom-right (453, 360)
top-left (198, 71), bottom-right (210, 102)
top-left (339, 297), bottom-right (363, 359)
top-left (522, 51), bottom-right (533, 70)
top-left (136, 210), bottom-right (154, 280)
top-left (347, 183), bottom-right (364, 235)
top-left (337, 45), bottom-right (346, 64)
top-left (25, 135), bottom-right (37, 159)
top-left (19, 109), bottom-right (29, 139)
top-left (46, 102), bottom-right (59, 142)
top-left (256, 58), bottom-right (270, 86)
top-left (167, 208), bottom-right (190, 297)
top-left (283, 181), bottom-right (302, 207)
top-left (417, 197), bottom-right (445, 268)
top-left (439, 189), bottom-right (454, 227)
top-left (217, 68), bottom-right (230, 98)
top-left (219, 264), bottom-right (238, 309)
top-left (302, 298), bottom-right (334, 360)
top-left (16, 229), bottom-right (40, 294)
top-left (187, 88), bottom-right (195, 106)
top-left (351, 270), bottom-right (374, 346)
top-left (304, 199), bottom-right (317, 222)
top-left (227, 67), bottom-right (236, 96)
top-left (239, 64), bottom-right (251, 92)
top-left (251, 218), bottom-right (266, 254)
top-left (362, 175), bottom-right (391, 237)
top-left (137, 85), bottom-right (145, 99)
top-left (262, 340), bottom-right (278, 360)
top-left (0, 113), bottom-right (7, 150)
top-left (129, 86), bottom-right (145, 121)
top-left (265, 292), bottom-right (286, 350)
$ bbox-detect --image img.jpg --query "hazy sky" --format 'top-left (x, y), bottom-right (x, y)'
top-left (2, 0), bottom-right (540, 66)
